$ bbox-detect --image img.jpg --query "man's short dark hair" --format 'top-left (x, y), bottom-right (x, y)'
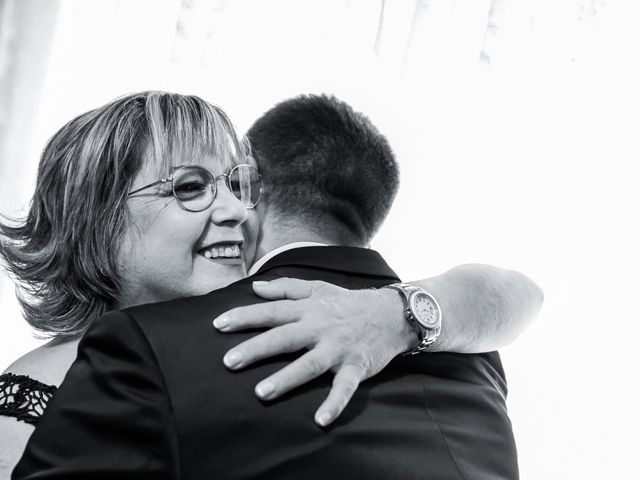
top-left (247, 94), bottom-right (399, 246)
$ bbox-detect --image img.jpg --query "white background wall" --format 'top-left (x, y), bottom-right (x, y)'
top-left (1, 1), bottom-right (638, 478)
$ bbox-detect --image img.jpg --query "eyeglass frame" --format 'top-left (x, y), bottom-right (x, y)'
top-left (127, 163), bottom-right (262, 212)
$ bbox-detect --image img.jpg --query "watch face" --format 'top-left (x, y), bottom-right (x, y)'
top-left (410, 292), bottom-right (441, 328)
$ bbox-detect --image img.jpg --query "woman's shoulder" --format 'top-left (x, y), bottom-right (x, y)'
top-left (0, 339), bottom-right (78, 478)
top-left (3, 337), bottom-right (80, 387)
top-left (1, 338), bottom-right (78, 429)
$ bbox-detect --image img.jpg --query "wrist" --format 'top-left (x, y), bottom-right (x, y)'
top-left (375, 288), bottom-right (418, 355)
top-left (382, 283), bottom-right (443, 354)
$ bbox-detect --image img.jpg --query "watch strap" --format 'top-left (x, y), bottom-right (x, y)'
top-left (383, 282), bottom-right (441, 355)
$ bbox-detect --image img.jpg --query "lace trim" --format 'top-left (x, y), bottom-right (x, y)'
top-left (0, 372), bottom-right (57, 426)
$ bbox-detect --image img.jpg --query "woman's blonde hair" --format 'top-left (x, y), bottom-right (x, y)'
top-left (0, 91), bottom-right (248, 337)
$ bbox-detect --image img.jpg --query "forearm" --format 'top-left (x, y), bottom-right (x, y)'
top-left (0, 417), bottom-right (34, 480)
top-left (213, 269), bottom-right (543, 425)
top-left (408, 264), bottom-right (543, 353)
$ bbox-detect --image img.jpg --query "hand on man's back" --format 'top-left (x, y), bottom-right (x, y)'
top-left (213, 278), bottom-right (415, 426)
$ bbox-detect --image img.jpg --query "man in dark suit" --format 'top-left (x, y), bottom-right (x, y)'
top-left (14, 95), bottom-right (524, 479)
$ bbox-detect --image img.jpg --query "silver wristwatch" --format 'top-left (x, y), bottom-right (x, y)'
top-left (384, 283), bottom-right (442, 354)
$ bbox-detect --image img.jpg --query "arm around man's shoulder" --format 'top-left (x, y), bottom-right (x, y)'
top-left (12, 310), bottom-right (180, 480)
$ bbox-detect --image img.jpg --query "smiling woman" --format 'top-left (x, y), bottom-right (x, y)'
top-left (0, 91), bottom-right (252, 337)
top-left (0, 91), bottom-right (266, 471)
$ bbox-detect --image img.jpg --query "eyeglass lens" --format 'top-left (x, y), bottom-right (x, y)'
top-left (228, 165), bottom-right (261, 208)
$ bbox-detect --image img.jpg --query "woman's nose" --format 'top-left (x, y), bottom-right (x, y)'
top-left (209, 178), bottom-right (248, 226)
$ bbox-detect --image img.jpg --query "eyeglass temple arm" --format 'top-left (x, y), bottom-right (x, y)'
top-left (128, 178), bottom-right (171, 197)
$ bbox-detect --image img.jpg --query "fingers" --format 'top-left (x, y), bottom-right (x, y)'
top-left (252, 347), bottom-right (335, 401)
top-left (252, 278), bottom-right (328, 300)
top-left (213, 299), bottom-right (302, 331)
top-left (246, 346), bottom-right (366, 428)
top-left (222, 323), bottom-right (314, 370)
top-left (213, 278), bottom-right (340, 332)
top-left (314, 364), bottom-right (364, 427)
top-left (212, 280), bottom-right (390, 426)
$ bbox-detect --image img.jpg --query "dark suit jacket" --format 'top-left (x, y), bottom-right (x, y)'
top-left (14, 247), bottom-right (518, 480)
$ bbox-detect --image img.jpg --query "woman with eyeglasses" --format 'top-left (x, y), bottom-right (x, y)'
top-left (0, 91), bottom-right (541, 476)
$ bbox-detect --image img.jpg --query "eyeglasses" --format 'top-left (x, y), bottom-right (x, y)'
top-left (128, 164), bottom-right (262, 212)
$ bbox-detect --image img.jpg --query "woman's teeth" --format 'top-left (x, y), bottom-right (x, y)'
top-left (202, 245), bottom-right (241, 259)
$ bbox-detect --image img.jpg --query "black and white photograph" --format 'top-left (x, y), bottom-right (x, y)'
top-left (0, 1), bottom-right (637, 479)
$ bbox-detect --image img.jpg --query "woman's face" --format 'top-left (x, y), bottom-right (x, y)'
top-left (117, 155), bottom-right (250, 307)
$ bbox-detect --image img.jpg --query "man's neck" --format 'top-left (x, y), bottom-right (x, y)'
top-left (254, 224), bottom-right (335, 262)
top-left (248, 241), bottom-right (329, 276)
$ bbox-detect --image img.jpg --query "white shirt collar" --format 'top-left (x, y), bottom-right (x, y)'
top-left (248, 242), bottom-right (328, 276)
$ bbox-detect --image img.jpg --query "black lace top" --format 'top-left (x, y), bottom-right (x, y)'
top-left (0, 373), bottom-right (58, 426)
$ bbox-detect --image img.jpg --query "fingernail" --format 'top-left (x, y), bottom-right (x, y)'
top-left (255, 381), bottom-right (275, 399)
top-left (223, 350), bottom-right (242, 368)
top-left (253, 281), bottom-right (269, 287)
top-left (213, 315), bottom-right (230, 329)
top-left (315, 411), bottom-right (333, 427)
